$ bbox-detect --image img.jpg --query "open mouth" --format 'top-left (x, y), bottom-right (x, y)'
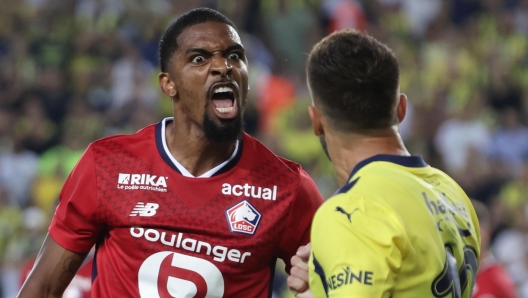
top-left (210, 83), bottom-right (238, 119)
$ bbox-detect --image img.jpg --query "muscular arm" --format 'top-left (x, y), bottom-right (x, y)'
top-left (18, 233), bottom-right (88, 298)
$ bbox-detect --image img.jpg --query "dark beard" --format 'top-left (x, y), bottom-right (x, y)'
top-left (203, 111), bottom-right (244, 143)
top-left (319, 135), bottom-right (331, 161)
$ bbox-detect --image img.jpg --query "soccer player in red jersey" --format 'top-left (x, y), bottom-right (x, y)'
top-left (18, 8), bottom-right (324, 298)
top-left (472, 200), bottom-right (518, 298)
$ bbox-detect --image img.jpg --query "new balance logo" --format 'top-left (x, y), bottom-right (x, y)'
top-left (130, 202), bottom-right (159, 217)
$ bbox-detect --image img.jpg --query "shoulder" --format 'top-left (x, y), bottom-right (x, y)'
top-left (312, 190), bottom-right (408, 254)
top-left (315, 189), bottom-right (401, 231)
top-left (320, 188), bottom-right (393, 212)
top-left (87, 123), bottom-right (156, 153)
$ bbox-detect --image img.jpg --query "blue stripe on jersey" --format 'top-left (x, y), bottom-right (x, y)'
top-left (91, 257), bottom-right (98, 283)
top-left (313, 253), bottom-right (329, 296)
top-left (346, 154), bottom-right (428, 183)
top-left (335, 177), bottom-right (360, 195)
top-left (214, 139), bottom-right (244, 176)
top-left (155, 119), bottom-right (182, 174)
top-left (92, 237), bottom-right (103, 282)
top-left (268, 257), bottom-right (277, 298)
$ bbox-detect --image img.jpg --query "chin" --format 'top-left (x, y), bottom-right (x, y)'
top-left (203, 113), bottom-right (244, 143)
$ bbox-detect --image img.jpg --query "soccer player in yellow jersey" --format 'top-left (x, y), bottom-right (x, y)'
top-left (288, 29), bottom-right (481, 298)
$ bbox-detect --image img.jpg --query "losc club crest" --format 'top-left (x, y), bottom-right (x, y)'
top-left (225, 200), bottom-right (262, 235)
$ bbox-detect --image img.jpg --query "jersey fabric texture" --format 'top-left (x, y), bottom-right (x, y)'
top-left (49, 118), bottom-right (324, 298)
top-left (309, 154), bottom-right (481, 298)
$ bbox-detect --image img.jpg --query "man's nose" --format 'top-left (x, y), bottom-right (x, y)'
top-left (210, 56), bottom-right (232, 77)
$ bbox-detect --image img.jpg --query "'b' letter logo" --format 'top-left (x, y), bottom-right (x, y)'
top-left (138, 251), bottom-right (224, 298)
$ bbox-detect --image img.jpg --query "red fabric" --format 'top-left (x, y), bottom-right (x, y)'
top-left (473, 261), bottom-right (517, 298)
top-left (49, 121), bottom-right (324, 297)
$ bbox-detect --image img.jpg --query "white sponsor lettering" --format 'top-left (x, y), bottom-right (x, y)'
top-left (130, 227), bottom-right (252, 264)
top-left (118, 173), bottom-right (168, 192)
top-left (222, 183), bottom-right (278, 200)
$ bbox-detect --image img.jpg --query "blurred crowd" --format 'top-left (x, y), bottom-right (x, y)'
top-left (0, 0), bottom-right (528, 297)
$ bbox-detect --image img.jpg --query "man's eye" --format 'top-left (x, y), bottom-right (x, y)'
top-left (229, 53), bottom-right (240, 61)
top-left (191, 56), bottom-right (205, 63)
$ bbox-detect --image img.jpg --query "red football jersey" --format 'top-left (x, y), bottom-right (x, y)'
top-left (49, 118), bottom-right (324, 298)
top-left (473, 255), bottom-right (517, 298)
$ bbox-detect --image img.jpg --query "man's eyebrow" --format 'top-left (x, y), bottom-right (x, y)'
top-left (225, 44), bottom-right (245, 54)
top-left (184, 44), bottom-right (245, 57)
top-left (184, 48), bottom-right (212, 56)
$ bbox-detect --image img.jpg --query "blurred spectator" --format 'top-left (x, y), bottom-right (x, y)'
top-left (514, 0), bottom-right (528, 33)
top-left (0, 123), bottom-right (39, 208)
top-left (472, 199), bottom-right (518, 298)
top-left (32, 100), bottom-right (103, 214)
top-left (15, 92), bottom-right (58, 155)
top-left (487, 108), bottom-right (528, 176)
top-left (492, 163), bottom-right (528, 297)
top-left (37, 67), bottom-right (71, 125)
top-left (262, 0), bottom-right (322, 75)
top-left (323, 0), bottom-right (367, 33)
top-left (110, 42), bottom-right (157, 110)
top-left (435, 93), bottom-right (491, 175)
top-left (1, 206), bottom-right (46, 298)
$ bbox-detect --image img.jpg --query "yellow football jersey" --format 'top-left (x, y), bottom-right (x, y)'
top-left (309, 155), bottom-right (480, 298)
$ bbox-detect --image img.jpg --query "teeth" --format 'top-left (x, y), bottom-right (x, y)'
top-left (216, 107), bottom-right (234, 113)
top-left (214, 86), bottom-right (233, 93)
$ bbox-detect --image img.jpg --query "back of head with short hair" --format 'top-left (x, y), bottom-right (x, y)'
top-left (158, 7), bottom-right (237, 72)
top-left (306, 29), bottom-right (400, 132)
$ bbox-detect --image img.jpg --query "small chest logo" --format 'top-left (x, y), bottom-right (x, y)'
top-left (225, 200), bottom-right (262, 235)
top-left (130, 202), bottom-right (159, 217)
top-left (117, 173), bottom-right (168, 192)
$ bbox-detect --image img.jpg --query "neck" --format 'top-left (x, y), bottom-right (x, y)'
top-left (165, 120), bottom-right (237, 177)
top-left (327, 126), bottom-right (410, 187)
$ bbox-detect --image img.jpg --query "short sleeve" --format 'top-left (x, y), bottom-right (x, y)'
top-left (49, 146), bottom-right (103, 253)
top-left (309, 195), bottom-right (406, 298)
top-left (277, 169), bottom-right (324, 271)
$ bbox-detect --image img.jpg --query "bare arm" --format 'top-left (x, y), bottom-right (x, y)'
top-left (18, 233), bottom-right (89, 298)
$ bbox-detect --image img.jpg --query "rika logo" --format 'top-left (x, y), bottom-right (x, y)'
top-left (130, 202), bottom-right (159, 217)
top-left (117, 173), bottom-right (168, 192)
top-left (225, 200), bottom-right (262, 235)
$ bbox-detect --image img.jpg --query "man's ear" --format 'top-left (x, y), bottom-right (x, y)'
top-left (397, 93), bottom-right (407, 123)
top-left (308, 105), bottom-right (325, 136)
top-left (159, 72), bottom-right (177, 98)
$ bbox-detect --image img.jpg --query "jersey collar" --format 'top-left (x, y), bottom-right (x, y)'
top-left (348, 154), bottom-right (428, 180)
top-left (155, 117), bottom-right (243, 178)
top-left (336, 154), bottom-right (428, 194)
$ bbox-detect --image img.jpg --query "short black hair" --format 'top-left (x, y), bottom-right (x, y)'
top-left (159, 8), bottom-right (237, 72)
top-left (307, 29), bottom-right (400, 132)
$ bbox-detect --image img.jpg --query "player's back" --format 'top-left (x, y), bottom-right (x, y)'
top-left (309, 155), bottom-right (480, 298)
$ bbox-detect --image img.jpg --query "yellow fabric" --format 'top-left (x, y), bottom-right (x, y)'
top-left (309, 157), bottom-right (481, 298)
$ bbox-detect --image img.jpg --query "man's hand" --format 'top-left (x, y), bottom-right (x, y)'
top-left (287, 243), bottom-right (313, 298)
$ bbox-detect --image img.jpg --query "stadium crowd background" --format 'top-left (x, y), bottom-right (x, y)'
top-left (0, 0), bottom-right (527, 297)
